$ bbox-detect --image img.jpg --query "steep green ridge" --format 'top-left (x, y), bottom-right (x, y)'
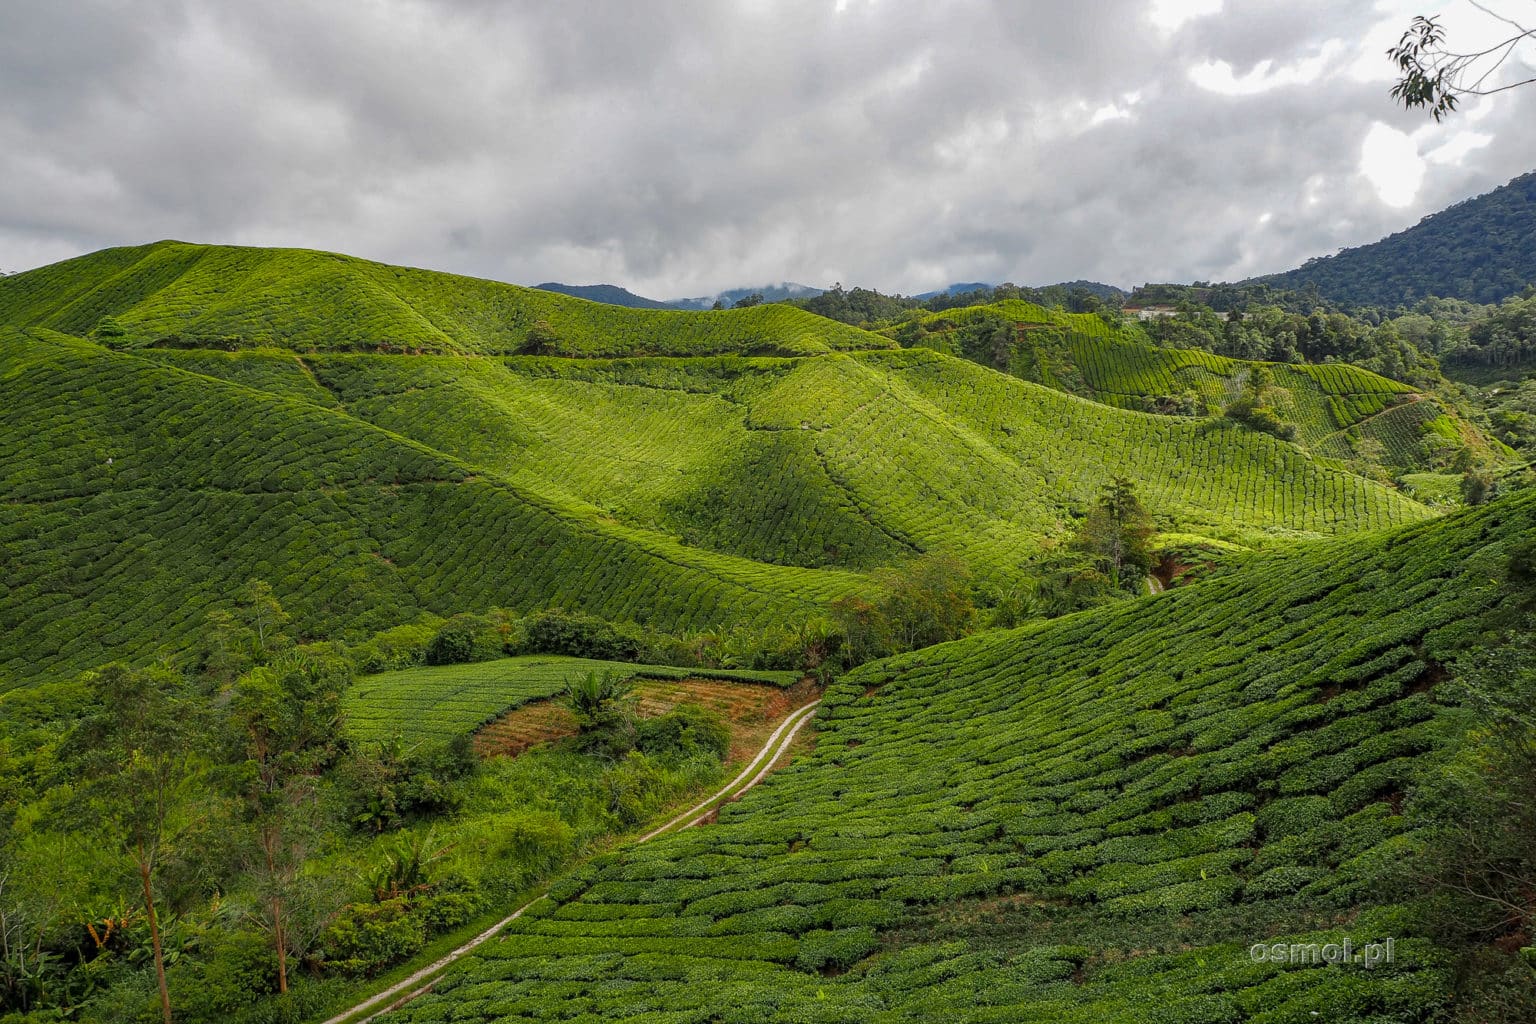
top-left (0, 242), bottom-right (892, 356)
top-left (389, 491), bottom-right (1536, 1024)
top-left (345, 656), bottom-right (796, 744)
top-left (1248, 169), bottom-right (1536, 306)
top-left (0, 329), bottom-right (862, 687)
top-left (905, 300), bottom-right (1512, 476)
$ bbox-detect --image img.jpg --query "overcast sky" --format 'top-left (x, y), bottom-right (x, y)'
top-left (2, 1), bottom-right (1534, 298)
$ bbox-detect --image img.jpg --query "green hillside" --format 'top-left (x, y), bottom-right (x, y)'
top-left (182, 345), bottom-right (1430, 561)
top-left (900, 300), bottom-right (1514, 477)
top-left (0, 241), bottom-right (892, 357)
top-left (389, 489), bottom-right (1536, 1024)
top-left (0, 329), bottom-right (862, 687)
top-left (1, 312), bottom-right (1435, 685)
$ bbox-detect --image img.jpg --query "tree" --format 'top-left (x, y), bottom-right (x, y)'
top-left (833, 554), bottom-right (976, 662)
top-left (1390, 9), bottom-right (1535, 121)
top-left (228, 646), bottom-right (349, 994)
top-left (560, 671), bottom-right (638, 757)
top-left (73, 665), bottom-right (203, 1024)
top-left (873, 553), bottom-right (975, 652)
top-left (520, 319), bottom-right (559, 355)
top-left (561, 670), bottom-right (635, 729)
top-left (1223, 366), bottom-right (1298, 441)
top-left (1018, 549), bottom-right (1122, 620)
top-left (1074, 477), bottom-right (1155, 592)
top-left (732, 293), bottom-right (765, 309)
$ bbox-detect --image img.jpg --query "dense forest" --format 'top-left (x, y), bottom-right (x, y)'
top-left (1250, 170), bottom-right (1536, 306)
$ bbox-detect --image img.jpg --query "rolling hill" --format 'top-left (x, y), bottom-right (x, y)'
top-left (0, 242), bottom-right (886, 357)
top-left (0, 328), bottom-right (860, 687)
top-left (1247, 169), bottom-right (1536, 307)
top-left (0, 245), bottom-right (1441, 688)
top-left (384, 484), bottom-right (1536, 1023)
top-left (281, 347), bottom-right (1428, 563)
top-left (2, 329), bottom-right (1428, 687)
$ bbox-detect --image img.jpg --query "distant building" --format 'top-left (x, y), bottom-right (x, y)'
top-left (1122, 305), bottom-right (1179, 321)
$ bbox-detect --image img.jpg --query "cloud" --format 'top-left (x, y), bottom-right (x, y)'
top-left (1, 0), bottom-right (1533, 294)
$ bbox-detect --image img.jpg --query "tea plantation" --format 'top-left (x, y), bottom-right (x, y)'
top-left (1, 242), bottom-right (1531, 1023)
top-left (344, 656), bottom-right (796, 744)
top-left (0, 329), bottom-right (861, 686)
top-left (2, 300), bottom-right (1438, 684)
top-left (902, 300), bottom-right (1515, 477)
top-left (282, 347), bottom-right (1427, 567)
top-left (385, 489), bottom-right (1536, 1023)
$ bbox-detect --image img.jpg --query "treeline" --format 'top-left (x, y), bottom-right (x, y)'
top-left (783, 273), bottom-right (1536, 394)
top-left (784, 281), bottom-right (1117, 328)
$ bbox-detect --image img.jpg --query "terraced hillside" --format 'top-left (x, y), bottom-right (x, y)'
top-left (386, 489), bottom-right (1536, 1024)
top-left (902, 300), bottom-right (1514, 477)
top-left (0, 241), bottom-right (891, 356)
top-left (0, 329), bottom-right (860, 687)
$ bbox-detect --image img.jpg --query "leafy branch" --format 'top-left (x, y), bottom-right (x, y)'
top-left (1390, 6), bottom-right (1536, 120)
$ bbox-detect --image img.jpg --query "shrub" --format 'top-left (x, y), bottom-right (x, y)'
top-left (425, 613), bottom-right (502, 666)
top-left (636, 704), bottom-right (730, 761)
top-left (318, 898), bottom-right (428, 977)
top-left (349, 620), bottom-right (441, 674)
top-left (522, 610), bottom-right (644, 661)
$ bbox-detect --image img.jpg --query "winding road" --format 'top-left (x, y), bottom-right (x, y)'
top-left (323, 697), bottom-right (823, 1024)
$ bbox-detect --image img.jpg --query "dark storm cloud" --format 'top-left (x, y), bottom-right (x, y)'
top-left (1, 0), bottom-right (1533, 294)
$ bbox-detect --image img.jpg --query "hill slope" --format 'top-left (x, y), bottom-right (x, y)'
top-left (0, 329), bottom-right (863, 687)
top-left (154, 345), bottom-right (1431, 563)
top-left (0, 245), bottom-right (1445, 687)
top-left (1248, 170), bottom-right (1536, 306)
top-left (388, 489), bottom-right (1535, 1023)
top-left (0, 242), bottom-right (889, 356)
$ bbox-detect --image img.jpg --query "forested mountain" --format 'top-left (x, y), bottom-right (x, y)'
top-left (1250, 170), bottom-right (1536, 306)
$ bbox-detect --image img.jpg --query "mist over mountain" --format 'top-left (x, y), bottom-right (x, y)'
top-left (668, 282), bottom-right (824, 310)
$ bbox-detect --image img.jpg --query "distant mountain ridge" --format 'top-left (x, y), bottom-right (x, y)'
top-left (913, 280), bottom-right (1127, 301)
top-left (532, 282), bottom-right (672, 309)
top-left (1247, 169), bottom-right (1536, 307)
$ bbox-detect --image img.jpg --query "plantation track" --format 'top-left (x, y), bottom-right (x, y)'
top-left (322, 698), bottom-right (822, 1024)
